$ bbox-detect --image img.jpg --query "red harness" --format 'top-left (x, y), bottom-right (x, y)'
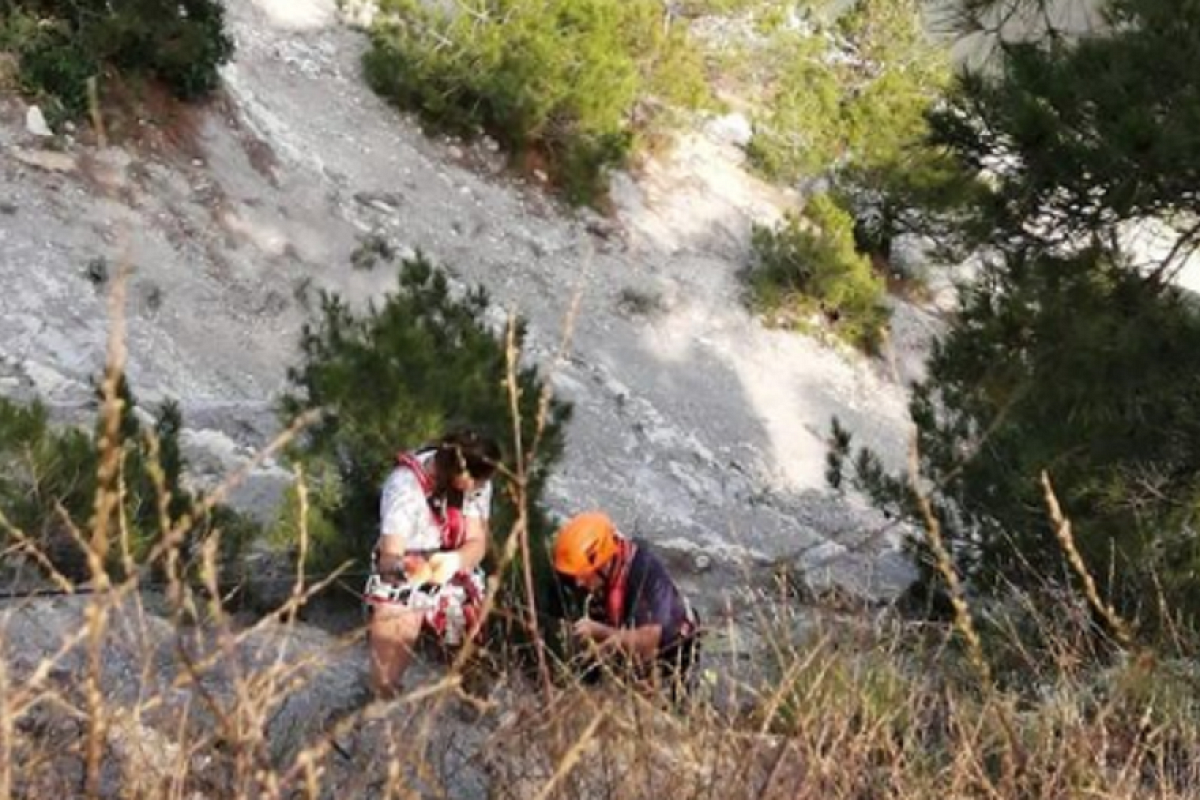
top-left (603, 538), bottom-right (637, 627)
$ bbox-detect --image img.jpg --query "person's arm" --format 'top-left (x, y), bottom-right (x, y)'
top-left (456, 514), bottom-right (488, 571)
top-left (574, 552), bottom-right (684, 660)
top-left (573, 618), bottom-right (662, 660)
top-left (376, 531), bottom-right (408, 580)
top-left (377, 471), bottom-right (421, 580)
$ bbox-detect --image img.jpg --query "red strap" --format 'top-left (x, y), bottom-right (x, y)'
top-left (396, 451), bottom-right (466, 550)
top-left (397, 452), bottom-right (433, 493)
top-left (604, 539), bottom-right (636, 626)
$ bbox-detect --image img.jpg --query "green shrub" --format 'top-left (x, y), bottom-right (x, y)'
top-left (0, 398), bottom-right (98, 568)
top-left (0, 0), bottom-right (232, 122)
top-left (363, 0), bottom-right (709, 205)
top-left (747, 194), bottom-right (888, 351)
top-left (745, 34), bottom-right (843, 181)
top-left (742, 0), bottom-right (957, 259)
top-left (0, 384), bottom-right (257, 581)
top-left (278, 251), bottom-right (572, 609)
top-left (748, 0), bottom-right (948, 186)
top-left (98, 0), bottom-right (233, 99)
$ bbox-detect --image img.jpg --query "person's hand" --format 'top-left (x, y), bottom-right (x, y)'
top-left (427, 552), bottom-right (463, 584)
top-left (402, 554), bottom-right (433, 584)
top-left (572, 618), bottom-right (610, 642)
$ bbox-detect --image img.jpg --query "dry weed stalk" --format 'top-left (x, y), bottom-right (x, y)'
top-left (1040, 470), bottom-right (1133, 648)
top-left (907, 439), bottom-right (991, 688)
top-left (499, 253), bottom-right (586, 702)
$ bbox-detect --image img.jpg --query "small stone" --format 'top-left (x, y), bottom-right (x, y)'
top-left (85, 257), bottom-right (110, 287)
top-left (533, 169), bottom-right (549, 183)
top-left (12, 148), bottom-right (77, 173)
top-left (447, 145), bottom-right (464, 160)
top-left (693, 554), bottom-right (712, 572)
top-left (191, 158), bottom-right (204, 167)
top-left (25, 105), bottom-right (53, 137)
top-left (353, 191), bottom-right (404, 212)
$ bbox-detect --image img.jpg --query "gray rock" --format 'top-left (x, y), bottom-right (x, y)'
top-left (12, 147), bottom-right (77, 173)
top-left (25, 105), bottom-right (53, 137)
top-left (705, 112), bottom-right (753, 148)
top-left (354, 190), bottom-right (405, 212)
top-left (0, 0), bottom-right (926, 631)
top-left (0, 594), bottom-right (491, 798)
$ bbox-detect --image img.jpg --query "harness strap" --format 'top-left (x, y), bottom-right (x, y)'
top-left (601, 539), bottom-right (701, 644)
top-left (396, 450), bottom-right (466, 550)
top-left (363, 573), bottom-right (444, 609)
top-left (604, 538), bottom-right (636, 626)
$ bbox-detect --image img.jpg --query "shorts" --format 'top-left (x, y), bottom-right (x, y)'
top-left (364, 568), bottom-right (486, 646)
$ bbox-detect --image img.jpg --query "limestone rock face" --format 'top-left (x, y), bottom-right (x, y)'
top-left (0, 0), bottom-right (925, 616)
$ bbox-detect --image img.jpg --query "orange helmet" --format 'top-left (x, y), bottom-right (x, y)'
top-left (553, 512), bottom-right (618, 576)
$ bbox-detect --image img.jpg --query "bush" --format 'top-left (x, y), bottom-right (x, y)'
top-left (363, 0), bottom-right (709, 205)
top-left (743, 0), bottom-right (958, 256)
top-left (746, 194), bottom-right (888, 352)
top-left (747, 0), bottom-right (948, 186)
top-left (0, 0), bottom-right (233, 122)
top-left (0, 382), bottom-right (257, 582)
top-left (278, 251), bottom-right (572, 619)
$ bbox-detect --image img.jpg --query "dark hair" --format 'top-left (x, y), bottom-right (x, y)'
top-left (433, 429), bottom-right (502, 487)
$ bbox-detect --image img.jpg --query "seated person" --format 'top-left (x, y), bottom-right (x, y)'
top-left (364, 429), bottom-right (501, 698)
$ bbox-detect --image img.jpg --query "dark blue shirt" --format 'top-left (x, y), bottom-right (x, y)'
top-left (618, 541), bottom-right (692, 651)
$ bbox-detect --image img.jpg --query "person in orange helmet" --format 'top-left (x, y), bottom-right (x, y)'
top-left (553, 511), bottom-right (700, 701)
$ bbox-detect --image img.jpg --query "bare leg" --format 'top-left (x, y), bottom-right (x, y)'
top-left (368, 604), bottom-right (424, 698)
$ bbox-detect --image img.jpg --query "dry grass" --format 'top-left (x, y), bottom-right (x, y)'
top-left (0, 54), bottom-right (17, 92)
top-left (5, 372), bottom-right (1200, 800)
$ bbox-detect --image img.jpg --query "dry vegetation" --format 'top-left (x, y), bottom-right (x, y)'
top-left (3, 308), bottom-right (1200, 799)
top-left (6, 552), bottom-right (1200, 798)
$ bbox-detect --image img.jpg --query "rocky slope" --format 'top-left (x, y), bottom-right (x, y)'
top-left (0, 0), bottom-right (942, 616)
top-left (2, 593), bottom-right (811, 799)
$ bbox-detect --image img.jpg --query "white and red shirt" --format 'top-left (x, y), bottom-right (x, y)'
top-left (377, 448), bottom-right (492, 552)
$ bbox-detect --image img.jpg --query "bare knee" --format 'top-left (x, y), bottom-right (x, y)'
top-left (369, 607), bottom-right (423, 696)
top-left (371, 606), bottom-right (422, 643)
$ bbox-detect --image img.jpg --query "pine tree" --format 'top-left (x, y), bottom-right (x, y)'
top-left (0, 385), bottom-right (255, 581)
top-left (927, 0), bottom-right (1200, 276)
top-left (279, 253), bottom-right (572, 594)
top-left (831, 0), bottom-right (1200, 633)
